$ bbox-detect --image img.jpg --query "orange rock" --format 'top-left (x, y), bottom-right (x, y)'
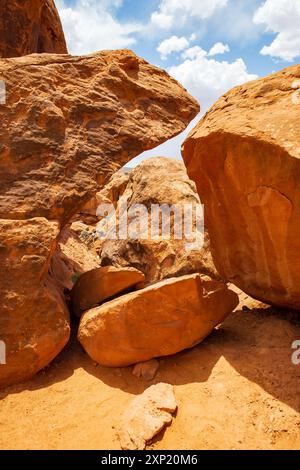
top-left (50, 227), bottom-right (100, 294)
top-left (182, 64), bottom-right (300, 309)
top-left (0, 0), bottom-right (68, 58)
top-left (0, 218), bottom-right (70, 387)
top-left (0, 51), bottom-right (199, 223)
top-left (71, 266), bottom-right (145, 317)
top-left (78, 274), bottom-right (238, 367)
top-left (118, 383), bottom-right (177, 450)
top-left (100, 157), bottom-right (219, 284)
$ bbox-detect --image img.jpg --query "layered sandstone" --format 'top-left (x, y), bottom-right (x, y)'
top-left (182, 64), bottom-right (300, 309)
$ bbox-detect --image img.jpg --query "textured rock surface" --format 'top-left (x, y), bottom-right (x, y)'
top-left (100, 157), bottom-right (219, 284)
top-left (78, 274), bottom-right (238, 367)
top-left (182, 64), bottom-right (300, 309)
top-left (71, 266), bottom-right (145, 316)
top-left (0, 0), bottom-right (68, 58)
top-left (0, 51), bottom-right (199, 223)
top-left (0, 218), bottom-right (70, 387)
top-left (50, 228), bottom-right (100, 294)
top-left (118, 383), bottom-right (177, 450)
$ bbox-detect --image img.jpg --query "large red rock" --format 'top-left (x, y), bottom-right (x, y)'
top-left (0, 50), bottom-right (199, 223)
top-left (78, 274), bottom-right (238, 367)
top-left (183, 65), bottom-right (300, 309)
top-left (0, 218), bottom-right (70, 387)
top-left (0, 0), bottom-right (68, 58)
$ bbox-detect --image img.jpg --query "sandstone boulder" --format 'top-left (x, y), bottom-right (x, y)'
top-left (78, 274), bottom-right (238, 367)
top-left (71, 266), bottom-right (145, 317)
top-left (99, 157), bottom-right (219, 284)
top-left (0, 218), bottom-right (70, 387)
top-left (0, 0), bottom-right (68, 58)
top-left (182, 64), bottom-right (300, 310)
top-left (0, 51), bottom-right (199, 223)
top-left (118, 383), bottom-right (177, 450)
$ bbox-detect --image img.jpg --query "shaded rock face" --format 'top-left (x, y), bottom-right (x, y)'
top-left (0, 50), bottom-right (198, 386)
top-left (118, 383), bottom-right (177, 450)
top-left (0, 50), bottom-right (199, 223)
top-left (0, 0), bottom-right (68, 58)
top-left (0, 218), bottom-right (70, 387)
top-left (99, 157), bottom-right (219, 284)
top-left (183, 64), bottom-right (300, 310)
top-left (78, 274), bottom-right (239, 367)
top-left (50, 228), bottom-right (100, 294)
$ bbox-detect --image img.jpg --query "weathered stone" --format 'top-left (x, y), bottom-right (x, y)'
top-left (71, 266), bottom-right (145, 316)
top-left (0, 218), bottom-right (70, 387)
top-left (0, 0), bottom-right (68, 58)
top-left (182, 64), bottom-right (300, 309)
top-left (118, 383), bottom-right (177, 450)
top-left (0, 51), bottom-right (199, 223)
top-left (78, 274), bottom-right (238, 367)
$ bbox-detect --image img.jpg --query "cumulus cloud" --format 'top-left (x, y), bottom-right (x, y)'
top-left (57, 0), bottom-right (142, 55)
top-left (208, 42), bottom-right (230, 56)
top-left (157, 35), bottom-right (190, 59)
top-left (151, 0), bottom-right (228, 29)
top-left (135, 45), bottom-right (257, 163)
top-left (254, 0), bottom-right (300, 61)
top-left (170, 50), bottom-right (257, 113)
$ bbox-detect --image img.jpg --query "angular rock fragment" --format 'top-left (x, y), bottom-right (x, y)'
top-left (118, 383), bottom-right (177, 450)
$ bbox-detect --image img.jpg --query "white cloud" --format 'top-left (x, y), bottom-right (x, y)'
top-left (151, 0), bottom-right (228, 29)
top-left (157, 35), bottom-right (190, 59)
top-left (169, 53), bottom-right (257, 112)
top-left (57, 0), bottom-right (142, 55)
top-left (208, 42), bottom-right (230, 56)
top-left (136, 47), bottom-right (257, 163)
top-left (254, 0), bottom-right (300, 61)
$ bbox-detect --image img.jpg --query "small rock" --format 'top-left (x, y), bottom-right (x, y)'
top-left (132, 359), bottom-right (159, 381)
top-left (118, 383), bottom-right (177, 450)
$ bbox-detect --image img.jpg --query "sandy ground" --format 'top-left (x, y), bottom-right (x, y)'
top-left (0, 291), bottom-right (300, 450)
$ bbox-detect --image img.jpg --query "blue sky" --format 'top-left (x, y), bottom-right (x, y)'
top-left (56, 0), bottom-right (300, 165)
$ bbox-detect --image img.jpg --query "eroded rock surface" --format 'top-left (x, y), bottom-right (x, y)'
top-left (0, 51), bottom-right (199, 223)
top-left (0, 218), bottom-right (70, 386)
top-left (0, 0), bottom-right (68, 58)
